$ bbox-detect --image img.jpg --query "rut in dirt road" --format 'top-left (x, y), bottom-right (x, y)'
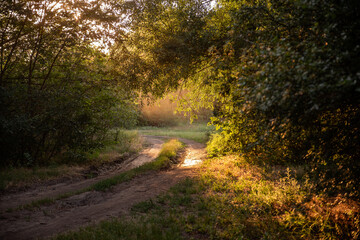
top-left (0, 136), bottom-right (206, 240)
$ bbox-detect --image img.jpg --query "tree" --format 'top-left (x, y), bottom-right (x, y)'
top-left (109, 0), bottom-right (212, 97)
top-left (116, 0), bottom-right (360, 198)
top-left (0, 0), bottom-right (137, 166)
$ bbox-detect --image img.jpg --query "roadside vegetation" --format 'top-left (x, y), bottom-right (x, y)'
top-left (85, 130), bottom-right (142, 166)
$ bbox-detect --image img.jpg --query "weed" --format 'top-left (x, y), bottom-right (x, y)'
top-left (131, 199), bottom-right (157, 213)
top-left (21, 198), bottom-right (55, 211)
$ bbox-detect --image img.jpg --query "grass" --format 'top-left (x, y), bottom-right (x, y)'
top-left (54, 155), bottom-right (360, 240)
top-left (136, 122), bottom-right (214, 144)
top-left (55, 218), bottom-right (185, 240)
top-left (86, 130), bottom-right (142, 165)
top-left (0, 165), bottom-right (82, 191)
top-left (12, 190), bottom-right (85, 212)
top-left (0, 130), bottom-right (142, 191)
top-left (8, 139), bottom-right (184, 212)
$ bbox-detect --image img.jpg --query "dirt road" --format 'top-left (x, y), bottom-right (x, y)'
top-left (0, 136), bottom-right (206, 240)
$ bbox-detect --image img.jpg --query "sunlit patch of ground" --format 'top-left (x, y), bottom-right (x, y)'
top-left (181, 149), bottom-right (203, 167)
top-left (182, 158), bottom-right (202, 167)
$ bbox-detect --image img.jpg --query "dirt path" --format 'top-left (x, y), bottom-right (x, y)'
top-left (0, 136), bottom-right (206, 240)
top-left (0, 136), bottom-right (164, 212)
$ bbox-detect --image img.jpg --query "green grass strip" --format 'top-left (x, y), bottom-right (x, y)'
top-left (89, 139), bottom-right (184, 191)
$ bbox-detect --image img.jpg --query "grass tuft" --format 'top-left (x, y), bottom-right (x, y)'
top-left (131, 199), bottom-right (158, 213)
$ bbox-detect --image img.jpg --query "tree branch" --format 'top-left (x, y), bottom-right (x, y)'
top-left (41, 42), bottom-right (66, 90)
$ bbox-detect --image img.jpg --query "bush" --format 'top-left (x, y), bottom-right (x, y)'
top-left (0, 86), bottom-right (137, 167)
top-left (200, 0), bottom-right (360, 198)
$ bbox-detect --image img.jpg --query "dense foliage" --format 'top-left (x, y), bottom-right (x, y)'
top-left (117, 0), bottom-right (360, 198)
top-left (205, 0), bottom-right (360, 198)
top-left (0, 0), bottom-right (137, 167)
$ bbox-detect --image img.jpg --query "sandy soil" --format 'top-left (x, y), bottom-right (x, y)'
top-left (0, 136), bottom-right (206, 240)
